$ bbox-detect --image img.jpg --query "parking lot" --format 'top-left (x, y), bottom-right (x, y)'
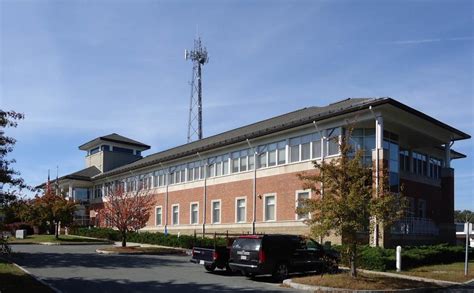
top-left (11, 244), bottom-right (303, 293)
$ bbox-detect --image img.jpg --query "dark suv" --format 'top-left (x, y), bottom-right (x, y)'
top-left (228, 234), bottom-right (339, 281)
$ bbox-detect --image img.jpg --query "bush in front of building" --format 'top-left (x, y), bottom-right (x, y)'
top-left (334, 244), bottom-right (472, 271)
top-left (70, 227), bottom-right (226, 249)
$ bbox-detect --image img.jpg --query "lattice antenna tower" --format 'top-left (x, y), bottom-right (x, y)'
top-left (185, 37), bottom-right (208, 142)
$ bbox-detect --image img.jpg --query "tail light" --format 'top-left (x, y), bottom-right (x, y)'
top-left (258, 249), bottom-right (266, 264)
top-left (213, 251), bottom-right (219, 261)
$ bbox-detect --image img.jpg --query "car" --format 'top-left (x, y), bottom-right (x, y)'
top-left (228, 234), bottom-right (339, 281)
top-left (190, 238), bottom-right (235, 272)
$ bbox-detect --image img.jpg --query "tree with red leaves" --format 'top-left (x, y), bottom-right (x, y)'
top-left (99, 183), bottom-right (154, 247)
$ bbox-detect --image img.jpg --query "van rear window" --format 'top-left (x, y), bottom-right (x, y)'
top-left (232, 238), bottom-right (261, 251)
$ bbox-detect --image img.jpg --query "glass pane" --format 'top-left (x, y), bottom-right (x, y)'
top-left (232, 158), bottom-right (239, 173)
top-left (301, 143), bottom-right (310, 160)
top-left (265, 196), bottom-right (275, 221)
top-left (290, 145), bottom-right (299, 162)
top-left (248, 155), bottom-right (254, 170)
top-left (312, 140), bottom-right (321, 158)
top-left (216, 162), bottom-right (222, 176)
top-left (223, 160), bottom-right (229, 175)
top-left (258, 153), bottom-right (267, 168)
top-left (268, 150), bottom-right (276, 166)
top-left (278, 148), bottom-right (286, 164)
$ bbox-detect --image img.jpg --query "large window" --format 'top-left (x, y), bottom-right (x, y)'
top-left (413, 152), bottom-right (426, 176)
top-left (236, 198), bottom-right (246, 223)
top-left (296, 191), bottom-right (310, 220)
top-left (190, 203), bottom-right (199, 225)
top-left (264, 195), bottom-right (276, 221)
top-left (311, 132), bottom-right (322, 159)
top-left (212, 200), bottom-right (221, 224)
top-left (384, 131), bottom-right (399, 192)
top-left (155, 206), bottom-right (162, 226)
top-left (326, 127), bottom-right (341, 156)
top-left (289, 137), bottom-right (301, 163)
top-left (350, 128), bottom-right (375, 165)
top-left (231, 149), bottom-right (252, 173)
top-left (399, 149), bottom-right (410, 172)
top-left (429, 157), bottom-right (442, 179)
top-left (172, 205), bottom-right (179, 225)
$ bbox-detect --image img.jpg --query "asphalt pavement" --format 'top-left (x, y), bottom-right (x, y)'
top-left (10, 244), bottom-right (302, 293)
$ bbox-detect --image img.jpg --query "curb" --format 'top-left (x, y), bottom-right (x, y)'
top-left (283, 279), bottom-right (441, 292)
top-left (96, 248), bottom-right (189, 255)
top-left (9, 261), bottom-right (62, 293)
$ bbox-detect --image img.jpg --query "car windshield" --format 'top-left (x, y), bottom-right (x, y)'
top-left (232, 238), bottom-right (261, 251)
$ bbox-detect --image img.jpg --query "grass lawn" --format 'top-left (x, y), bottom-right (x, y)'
top-left (0, 258), bottom-right (53, 293)
top-left (292, 271), bottom-right (441, 290)
top-left (393, 262), bottom-right (474, 283)
top-left (99, 246), bottom-right (187, 255)
top-left (8, 234), bottom-right (110, 244)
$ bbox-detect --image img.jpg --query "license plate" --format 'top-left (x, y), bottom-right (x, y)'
top-left (199, 260), bottom-right (204, 265)
top-left (240, 255), bottom-right (247, 260)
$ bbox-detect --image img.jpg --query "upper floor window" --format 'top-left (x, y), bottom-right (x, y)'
top-left (113, 146), bottom-right (134, 154)
top-left (399, 149), bottom-right (410, 172)
top-left (89, 147), bottom-right (100, 155)
top-left (326, 127), bottom-right (341, 156)
top-left (429, 157), bottom-right (442, 179)
top-left (231, 149), bottom-right (252, 173)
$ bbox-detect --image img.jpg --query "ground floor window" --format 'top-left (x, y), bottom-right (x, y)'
top-left (264, 194), bottom-right (276, 221)
top-left (190, 202), bottom-right (199, 224)
top-left (212, 200), bottom-right (221, 224)
top-left (172, 205), bottom-right (179, 225)
top-left (296, 191), bottom-right (310, 220)
top-left (236, 198), bottom-right (246, 223)
top-left (155, 206), bottom-right (162, 226)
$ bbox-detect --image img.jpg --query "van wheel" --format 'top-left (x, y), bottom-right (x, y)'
top-left (204, 264), bottom-right (216, 272)
top-left (272, 263), bottom-right (289, 282)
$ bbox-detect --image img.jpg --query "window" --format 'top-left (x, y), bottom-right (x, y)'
top-left (349, 128), bottom-right (375, 164)
top-left (399, 149), bottom-right (410, 172)
top-left (231, 149), bottom-right (251, 173)
top-left (231, 151), bottom-right (240, 173)
top-left (326, 127), bottom-right (341, 156)
top-left (257, 145), bottom-right (267, 168)
top-left (429, 157), bottom-right (442, 179)
top-left (268, 143), bottom-right (277, 166)
top-left (113, 146), bottom-right (134, 154)
top-left (101, 145), bottom-right (110, 151)
top-left (413, 152), bottom-right (426, 176)
top-left (155, 206), bottom-right (162, 226)
top-left (264, 195), bottom-right (276, 221)
top-left (277, 141), bottom-right (286, 165)
top-left (311, 133), bottom-right (322, 159)
top-left (301, 134), bottom-right (311, 160)
top-left (240, 150), bottom-right (248, 171)
top-left (296, 191), bottom-right (310, 220)
top-left (190, 203), bottom-right (199, 225)
top-left (384, 135), bottom-right (399, 192)
top-left (212, 200), bottom-right (221, 224)
top-left (236, 198), bottom-right (246, 223)
top-left (289, 137), bottom-right (300, 162)
top-left (417, 199), bottom-right (426, 218)
top-left (222, 154), bottom-right (229, 175)
top-left (172, 205), bottom-right (179, 225)
top-left (90, 147), bottom-right (100, 155)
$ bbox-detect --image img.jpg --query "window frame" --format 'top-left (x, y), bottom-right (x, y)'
top-left (189, 202), bottom-right (199, 225)
top-left (235, 197), bottom-right (247, 223)
top-left (263, 193), bottom-right (277, 222)
top-left (155, 206), bottom-right (163, 226)
top-left (171, 204), bottom-right (179, 226)
top-left (211, 199), bottom-right (221, 224)
top-left (295, 190), bottom-right (311, 220)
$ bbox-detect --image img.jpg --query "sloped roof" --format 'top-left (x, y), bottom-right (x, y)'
top-left (79, 133), bottom-right (150, 150)
top-left (35, 166), bottom-right (101, 189)
top-left (94, 98), bottom-right (380, 178)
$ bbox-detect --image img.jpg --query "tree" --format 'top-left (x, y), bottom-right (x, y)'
top-left (297, 128), bottom-right (405, 277)
top-left (34, 188), bottom-right (77, 239)
top-left (455, 210), bottom-right (473, 223)
top-left (99, 184), bottom-right (154, 247)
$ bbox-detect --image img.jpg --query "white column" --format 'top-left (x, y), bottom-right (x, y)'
top-left (375, 115), bottom-right (384, 150)
top-left (445, 143), bottom-right (451, 168)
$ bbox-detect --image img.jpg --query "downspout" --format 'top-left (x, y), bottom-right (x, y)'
top-left (247, 139), bottom-right (257, 235)
top-left (197, 152), bottom-right (207, 234)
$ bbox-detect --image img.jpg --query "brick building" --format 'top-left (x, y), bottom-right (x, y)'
top-left (48, 97), bottom-right (470, 247)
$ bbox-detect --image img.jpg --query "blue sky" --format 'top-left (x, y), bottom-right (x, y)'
top-left (1, 0), bottom-right (472, 209)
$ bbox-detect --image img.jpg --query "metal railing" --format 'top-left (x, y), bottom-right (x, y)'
top-left (391, 217), bottom-right (439, 235)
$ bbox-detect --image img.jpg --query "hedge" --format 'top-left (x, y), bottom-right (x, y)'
top-left (334, 244), bottom-right (473, 271)
top-left (70, 227), bottom-right (227, 249)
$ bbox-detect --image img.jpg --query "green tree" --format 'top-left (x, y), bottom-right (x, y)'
top-left (297, 128), bottom-right (405, 277)
top-left (1, 110), bottom-right (25, 254)
top-left (454, 210), bottom-right (473, 223)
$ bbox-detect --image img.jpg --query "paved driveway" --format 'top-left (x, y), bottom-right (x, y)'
top-left (11, 244), bottom-right (302, 293)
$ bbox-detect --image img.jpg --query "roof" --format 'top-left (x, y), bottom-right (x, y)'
top-left (78, 133), bottom-right (151, 151)
top-left (35, 166), bottom-right (101, 189)
top-left (94, 97), bottom-right (470, 180)
top-left (95, 98), bottom-right (380, 179)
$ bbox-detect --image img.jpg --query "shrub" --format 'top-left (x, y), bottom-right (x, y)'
top-left (333, 244), bottom-right (472, 271)
top-left (70, 227), bottom-right (227, 249)
top-left (3, 222), bottom-right (34, 236)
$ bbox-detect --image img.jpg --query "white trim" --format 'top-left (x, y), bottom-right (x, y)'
top-left (155, 205), bottom-right (163, 226)
top-left (171, 204), bottom-right (179, 226)
top-left (189, 201), bottom-right (199, 225)
top-left (235, 196), bottom-right (247, 223)
top-left (295, 189), bottom-right (312, 220)
top-left (263, 193), bottom-right (277, 222)
top-left (211, 199), bottom-right (221, 224)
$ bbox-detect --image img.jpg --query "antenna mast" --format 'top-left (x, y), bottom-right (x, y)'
top-left (185, 36), bottom-right (208, 142)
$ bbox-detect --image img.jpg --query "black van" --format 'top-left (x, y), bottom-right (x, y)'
top-left (228, 234), bottom-right (338, 281)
